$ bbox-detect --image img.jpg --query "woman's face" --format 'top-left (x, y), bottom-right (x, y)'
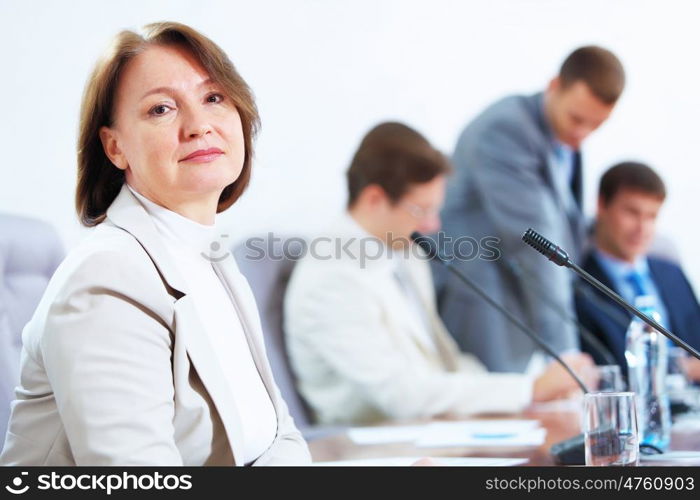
top-left (100, 44), bottom-right (245, 219)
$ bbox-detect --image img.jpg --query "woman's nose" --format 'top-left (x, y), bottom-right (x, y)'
top-left (182, 106), bottom-right (213, 139)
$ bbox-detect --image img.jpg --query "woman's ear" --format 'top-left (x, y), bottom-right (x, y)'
top-left (99, 126), bottom-right (128, 170)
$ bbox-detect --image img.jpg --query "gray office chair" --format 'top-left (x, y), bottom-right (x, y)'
top-left (233, 236), bottom-right (343, 440)
top-left (0, 213), bottom-right (64, 448)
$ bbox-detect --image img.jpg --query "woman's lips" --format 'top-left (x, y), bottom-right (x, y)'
top-left (180, 147), bottom-right (224, 163)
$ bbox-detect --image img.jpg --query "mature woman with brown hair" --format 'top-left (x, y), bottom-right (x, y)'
top-left (0, 22), bottom-right (310, 466)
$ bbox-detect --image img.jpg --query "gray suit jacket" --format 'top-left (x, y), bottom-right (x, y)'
top-left (0, 185), bottom-right (310, 466)
top-left (438, 92), bottom-right (587, 372)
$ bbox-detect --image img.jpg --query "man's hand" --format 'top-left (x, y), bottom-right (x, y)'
top-left (681, 356), bottom-right (700, 382)
top-left (412, 457), bottom-right (439, 466)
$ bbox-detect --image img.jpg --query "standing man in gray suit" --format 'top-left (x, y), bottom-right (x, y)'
top-left (439, 46), bottom-right (626, 373)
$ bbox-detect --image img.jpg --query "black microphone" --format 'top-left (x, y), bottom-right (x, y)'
top-left (522, 228), bottom-right (700, 361)
top-left (505, 258), bottom-right (618, 366)
top-left (411, 231), bottom-right (589, 394)
top-left (522, 228), bottom-right (573, 267)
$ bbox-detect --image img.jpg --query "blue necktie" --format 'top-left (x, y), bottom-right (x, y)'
top-left (626, 270), bottom-right (671, 339)
top-left (625, 270), bottom-right (648, 299)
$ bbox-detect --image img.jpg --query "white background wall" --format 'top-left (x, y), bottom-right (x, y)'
top-left (1, 0), bottom-right (699, 287)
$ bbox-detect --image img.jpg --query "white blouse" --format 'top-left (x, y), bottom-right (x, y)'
top-left (127, 185), bottom-right (277, 464)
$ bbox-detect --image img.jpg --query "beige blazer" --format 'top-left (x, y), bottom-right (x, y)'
top-left (0, 185), bottom-right (310, 466)
top-left (284, 215), bottom-right (534, 426)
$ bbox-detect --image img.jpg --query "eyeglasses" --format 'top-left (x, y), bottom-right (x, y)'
top-left (400, 201), bottom-right (441, 219)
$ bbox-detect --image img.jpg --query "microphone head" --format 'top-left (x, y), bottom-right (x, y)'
top-left (521, 228), bottom-right (571, 267)
top-left (522, 228), bottom-right (554, 255)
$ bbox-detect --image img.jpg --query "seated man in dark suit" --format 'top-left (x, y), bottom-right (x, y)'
top-left (575, 161), bottom-right (700, 379)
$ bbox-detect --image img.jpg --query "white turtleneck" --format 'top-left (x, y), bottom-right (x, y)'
top-left (127, 185), bottom-right (276, 465)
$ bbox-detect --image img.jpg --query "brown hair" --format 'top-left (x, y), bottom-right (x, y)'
top-left (346, 122), bottom-right (451, 208)
top-left (599, 161), bottom-right (666, 205)
top-left (76, 21), bottom-right (259, 226)
top-left (559, 46), bottom-right (626, 104)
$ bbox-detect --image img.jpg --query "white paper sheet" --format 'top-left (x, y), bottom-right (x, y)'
top-left (346, 419), bottom-right (541, 446)
top-left (346, 425), bottom-right (427, 445)
top-left (313, 456), bottom-right (529, 466)
top-left (414, 421), bottom-right (546, 448)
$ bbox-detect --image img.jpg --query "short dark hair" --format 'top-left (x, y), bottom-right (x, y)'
top-left (76, 22), bottom-right (259, 227)
top-left (599, 161), bottom-right (666, 205)
top-left (346, 122), bottom-right (451, 207)
top-left (559, 46), bottom-right (625, 104)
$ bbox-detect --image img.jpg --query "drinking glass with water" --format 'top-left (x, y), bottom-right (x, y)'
top-left (584, 392), bottom-right (639, 466)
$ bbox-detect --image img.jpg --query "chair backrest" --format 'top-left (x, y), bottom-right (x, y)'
top-left (233, 237), bottom-right (312, 429)
top-left (0, 213), bottom-right (64, 447)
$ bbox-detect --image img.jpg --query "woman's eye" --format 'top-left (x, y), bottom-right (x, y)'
top-left (149, 104), bottom-right (172, 116)
top-left (206, 93), bottom-right (224, 104)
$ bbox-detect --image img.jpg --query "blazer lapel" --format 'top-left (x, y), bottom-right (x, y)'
top-left (648, 259), bottom-right (681, 333)
top-left (172, 295), bottom-right (246, 466)
top-left (586, 255), bottom-right (627, 314)
top-left (571, 151), bottom-right (583, 208)
top-left (373, 264), bottom-right (440, 361)
top-left (397, 257), bottom-right (461, 371)
top-left (529, 93), bottom-right (569, 215)
top-left (529, 93), bottom-right (585, 255)
top-left (543, 148), bottom-right (585, 253)
top-left (583, 254), bottom-right (631, 358)
top-left (106, 185), bottom-right (188, 296)
top-left (386, 258), bottom-right (458, 370)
